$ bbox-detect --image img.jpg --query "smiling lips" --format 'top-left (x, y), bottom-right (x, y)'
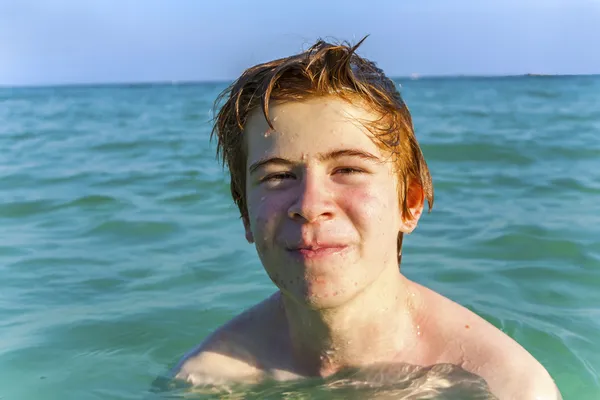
top-left (287, 244), bottom-right (348, 260)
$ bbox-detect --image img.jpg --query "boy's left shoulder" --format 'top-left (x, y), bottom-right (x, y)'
top-left (475, 344), bottom-right (561, 400)
top-left (456, 306), bottom-right (560, 399)
top-left (413, 282), bottom-right (561, 399)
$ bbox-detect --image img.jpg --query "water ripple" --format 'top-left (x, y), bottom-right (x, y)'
top-left (1, 78), bottom-right (599, 399)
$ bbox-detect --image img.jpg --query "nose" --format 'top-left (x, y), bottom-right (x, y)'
top-left (287, 171), bottom-right (335, 223)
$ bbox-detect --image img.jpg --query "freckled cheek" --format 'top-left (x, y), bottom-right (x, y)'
top-left (248, 192), bottom-right (290, 243)
top-left (339, 189), bottom-right (390, 224)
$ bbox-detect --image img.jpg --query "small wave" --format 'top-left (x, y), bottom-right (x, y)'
top-left (78, 277), bottom-right (127, 293)
top-left (480, 232), bottom-right (583, 262)
top-left (550, 112), bottom-right (597, 123)
top-left (528, 177), bottom-right (600, 196)
top-left (461, 109), bottom-right (489, 118)
top-left (489, 174), bottom-right (527, 187)
top-left (84, 219), bottom-right (181, 241)
top-left (0, 245), bottom-right (31, 257)
top-left (90, 138), bottom-right (179, 153)
top-left (549, 177), bottom-right (600, 194)
top-left (8, 256), bottom-right (110, 270)
top-left (6, 130), bottom-right (38, 141)
top-left (61, 194), bottom-right (126, 210)
top-left (0, 199), bottom-right (57, 218)
top-left (525, 90), bottom-right (561, 99)
top-left (423, 143), bottom-right (533, 165)
top-left (43, 171), bottom-right (98, 184)
top-left (159, 192), bottom-right (204, 205)
top-left (183, 112), bottom-right (208, 121)
top-left (536, 146), bottom-right (600, 161)
top-left (90, 141), bottom-right (144, 152)
top-left (92, 172), bottom-right (162, 188)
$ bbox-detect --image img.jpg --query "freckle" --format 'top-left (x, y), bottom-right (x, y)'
top-left (354, 282), bottom-right (358, 286)
top-left (333, 291), bottom-right (338, 296)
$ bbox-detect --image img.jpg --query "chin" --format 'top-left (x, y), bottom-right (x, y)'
top-left (281, 280), bottom-right (361, 309)
top-left (304, 295), bottom-right (353, 310)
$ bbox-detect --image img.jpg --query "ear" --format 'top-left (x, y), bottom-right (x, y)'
top-left (242, 215), bottom-right (254, 243)
top-left (399, 180), bottom-right (424, 234)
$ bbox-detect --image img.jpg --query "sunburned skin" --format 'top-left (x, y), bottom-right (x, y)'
top-left (172, 97), bottom-right (562, 400)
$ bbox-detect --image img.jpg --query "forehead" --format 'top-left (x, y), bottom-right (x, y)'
top-left (244, 97), bottom-right (384, 161)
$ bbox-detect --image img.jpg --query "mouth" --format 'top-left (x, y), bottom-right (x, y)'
top-left (286, 245), bottom-right (349, 260)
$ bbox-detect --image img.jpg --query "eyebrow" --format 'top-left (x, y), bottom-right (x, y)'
top-left (248, 149), bottom-right (382, 174)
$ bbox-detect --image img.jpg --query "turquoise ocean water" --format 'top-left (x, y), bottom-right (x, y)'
top-left (1, 76), bottom-right (599, 399)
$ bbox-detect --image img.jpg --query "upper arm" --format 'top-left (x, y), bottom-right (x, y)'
top-left (174, 350), bottom-right (262, 387)
top-left (524, 371), bottom-right (562, 400)
top-left (171, 299), bottom-right (278, 388)
top-left (488, 359), bottom-right (561, 400)
top-left (454, 331), bottom-right (560, 400)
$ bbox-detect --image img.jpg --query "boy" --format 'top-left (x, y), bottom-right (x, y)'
top-left (173, 38), bottom-right (561, 399)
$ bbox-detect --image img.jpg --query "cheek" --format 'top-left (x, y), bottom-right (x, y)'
top-left (341, 186), bottom-right (398, 227)
top-left (247, 191), bottom-right (289, 236)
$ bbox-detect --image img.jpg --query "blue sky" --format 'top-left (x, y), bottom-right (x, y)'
top-left (1, 0), bottom-right (599, 86)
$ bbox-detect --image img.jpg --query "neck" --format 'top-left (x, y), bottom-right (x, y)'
top-left (279, 266), bottom-right (423, 377)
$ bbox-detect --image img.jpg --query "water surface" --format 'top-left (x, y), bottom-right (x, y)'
top-left (1, 76), bottom-right (599, 399)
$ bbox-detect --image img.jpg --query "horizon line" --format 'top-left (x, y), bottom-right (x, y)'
top-left (1, 72), bottom-right (598, 89)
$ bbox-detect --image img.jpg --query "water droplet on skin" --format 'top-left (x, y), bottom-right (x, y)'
top-left (416, 324), bottom-right (422, 337)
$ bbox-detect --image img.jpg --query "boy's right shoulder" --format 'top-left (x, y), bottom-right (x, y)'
top-left (172, 294), bottom-right (282, 386)
top-left (174, 347), bottom-right (261, 387)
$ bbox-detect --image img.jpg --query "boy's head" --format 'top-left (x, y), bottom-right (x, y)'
top-left (212, 37), bottom-right (433, 256)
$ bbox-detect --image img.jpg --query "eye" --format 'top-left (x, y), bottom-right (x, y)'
top-left (262, 172), bottom-right (295, 182)
top-left (334, 167), bottom-right (364, 175)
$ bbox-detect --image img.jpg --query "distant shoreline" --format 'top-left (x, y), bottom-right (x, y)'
top-left (1, 73), bottom-right (598, 89)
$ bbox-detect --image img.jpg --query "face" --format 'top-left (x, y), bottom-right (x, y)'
top-left (243, 97), bottom-right (422, 308)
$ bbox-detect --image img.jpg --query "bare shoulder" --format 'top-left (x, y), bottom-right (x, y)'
top-left (411, 281), bottom-right (561, 399)
top-left (172, 293), bottom-right (282, 386)
top-left (174, 350), bottom-right (261, 387)
top-left (478, 345), bottom-right (562, 400)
